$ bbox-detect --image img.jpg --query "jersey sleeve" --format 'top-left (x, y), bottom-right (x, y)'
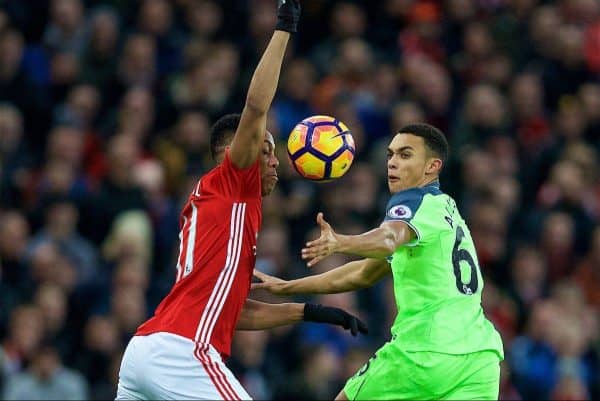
top-left (384, 189), bottom-right (452, 245)
top-left (210, 148), bottom-right (261, 199)
top-left (383, 188), bottom-right (426, 243)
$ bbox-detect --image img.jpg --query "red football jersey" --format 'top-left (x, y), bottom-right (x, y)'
top-left (136, 149), bottom-right (261, 358)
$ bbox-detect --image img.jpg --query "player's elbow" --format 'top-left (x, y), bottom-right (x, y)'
top-left (355, 271), bottom-right (375, 288)
top-left (381, 225), bottom-right (407, 256)
top-left (356, 266), bottom-right (378, 288)
top-left (380, 235), bottom-right (400, 257)
top-left (353, 272), bottom-right (377, 289)
top-left (357, 260), bottom-right (389, 287)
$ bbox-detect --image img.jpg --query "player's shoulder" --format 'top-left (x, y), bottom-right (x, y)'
top-left (185, 163), bottom-right (226, 200)
top-left (193, 150), bottom-right (261, 200)
top-left (194, 165), bottom-right (217, 186)
top-left (203, 153), bottom-right (243, 182)
top-left (386, 181), bottom-right (447, 220)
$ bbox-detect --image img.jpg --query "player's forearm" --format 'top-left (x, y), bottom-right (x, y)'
top-left (336, 227), bottom-right (402, 258)
top-left (236, 299), bottom-right (303, 330)
top-left (244, 31), bottom-right (289, 115)
top-left (280, 259), bottom-right (384, 295)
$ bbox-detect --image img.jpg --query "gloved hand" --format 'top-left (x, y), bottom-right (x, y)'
top-left (276, 0), bottom-right (301, 33)
top-left (303, 303), bottom-right (368, 336)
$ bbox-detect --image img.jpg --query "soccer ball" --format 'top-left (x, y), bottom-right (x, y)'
top-left (287, 115), bottom-right (355, 181)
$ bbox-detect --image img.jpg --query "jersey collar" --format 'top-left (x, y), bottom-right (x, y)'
top-left (423, 180), bottom-right (440, 189)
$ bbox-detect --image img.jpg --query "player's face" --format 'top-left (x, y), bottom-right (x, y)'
top-left (260, 132), bottom-right (279, 196)
top-left (386, 133), bottom-right (438, 193)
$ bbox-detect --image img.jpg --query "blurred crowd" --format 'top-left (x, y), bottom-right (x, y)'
top-left (0, 0), bottom-right (599, 399)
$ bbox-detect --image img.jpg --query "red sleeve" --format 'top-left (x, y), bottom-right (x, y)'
top-left (585, 23), bottom-right (600, 73)
top-left (209, 148), bottom-right (261, 199)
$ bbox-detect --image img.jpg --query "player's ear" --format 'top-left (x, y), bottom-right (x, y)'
top-left (426, 158), bottom-right (442, 174)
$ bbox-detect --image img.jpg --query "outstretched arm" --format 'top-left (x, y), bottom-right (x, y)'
top-left (301, 213), bottom-right (414, 266)
top-left (229, 1), bottom-right (300, 168)
top-left (235, 299), bottom-right (303, 330)
top-left (236, 299), bottom-right (368, 336)
top-left (252, 258), bottom-right (391, 295)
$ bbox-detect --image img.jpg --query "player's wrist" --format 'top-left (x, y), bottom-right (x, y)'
top-left (303, 303), bottom-right (336, 323)
top-left (288, 303), bottom-right (304, 322)
top-left (275, 22), bottom-right (296, 34)
top-left (273, 28), bottom-right (293, 36)
top-left (335, 234), bottom-right (350, 254)
top-left (302, 303), bottom-right (321, 322)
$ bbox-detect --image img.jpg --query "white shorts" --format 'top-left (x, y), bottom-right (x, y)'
top-left (115, 332), bottom-right (251, 400)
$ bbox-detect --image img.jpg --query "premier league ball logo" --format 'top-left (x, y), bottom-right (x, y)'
top-left (387, 205), bottom-right (412, 219)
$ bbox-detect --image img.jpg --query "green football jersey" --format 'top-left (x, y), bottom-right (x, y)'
top-left (383, 180), bottom-right (504, 358)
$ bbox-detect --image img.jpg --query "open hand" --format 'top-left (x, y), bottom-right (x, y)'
top-left (251, 269), bottom-right (288, 295)
top-left (301, 212), bottom-right (339, 267)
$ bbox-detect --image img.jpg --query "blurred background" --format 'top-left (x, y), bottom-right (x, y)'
top-left (0, 0), bottom-right (599, 399)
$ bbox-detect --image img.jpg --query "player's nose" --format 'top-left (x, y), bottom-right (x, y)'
top-left (270, 154), bottom-right (279, 168)
top-left (387, 157), bottom-right (397, 169)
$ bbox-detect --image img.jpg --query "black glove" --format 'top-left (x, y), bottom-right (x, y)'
top-left (276, 0), bottom-right (301, 33)
top-left (303, 303), bottom-right (368, 336)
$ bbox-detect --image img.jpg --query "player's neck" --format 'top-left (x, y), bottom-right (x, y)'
top-left (418, 176), bottom-right (440, 188)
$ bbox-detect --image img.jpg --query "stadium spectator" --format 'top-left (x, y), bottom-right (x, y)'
top-left (0, 0), bottom-right (599, 398)
top-left (2, 343), bottom-right (88, 400)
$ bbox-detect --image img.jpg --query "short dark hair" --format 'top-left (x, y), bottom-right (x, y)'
top-left (209, 113), bottom-right (241, 160)
top-left (397, 123), bottom-right (449, 164)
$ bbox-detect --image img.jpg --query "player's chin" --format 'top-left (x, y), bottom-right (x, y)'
top-left (261, 180), bottom-right (277, 196)
top-left (388, 181), bottom-right (400, 193)
top-left (388, 178), bottom-right (408, 193)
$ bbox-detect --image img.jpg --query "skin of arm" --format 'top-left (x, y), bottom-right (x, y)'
top-left (235, 299), bottom-right (304, 330)
top-left (336, 220), bottom-right (415, 259)
top-left (229, 30), bottom-right (290, 168)
top-left (252, 258), bottom-right (391, 296)
top-left (301, 213), bottom-right (415, 266)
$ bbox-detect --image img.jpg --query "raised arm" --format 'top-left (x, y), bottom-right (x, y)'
top-left (252, 258), bottom-right (391, 295)
top-left (301, 213), bottom-right (414, 266)
top-left (236, 299), bottom-right (368, 336)
top-left (229, 1), bottom-right (300, 168)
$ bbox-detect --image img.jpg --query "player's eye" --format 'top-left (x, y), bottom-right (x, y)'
top-left (386, 152), bottom-right (393, 160)
top-left (401, 152), bottom-right (411, 159)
